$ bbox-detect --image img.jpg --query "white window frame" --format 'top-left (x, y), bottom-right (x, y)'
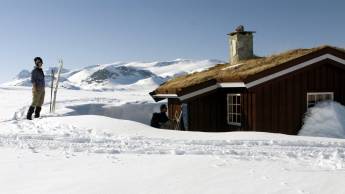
top-left (307, 92), bottom-right (334, 109)
top-left (227, 94), bottom-right (242, 126)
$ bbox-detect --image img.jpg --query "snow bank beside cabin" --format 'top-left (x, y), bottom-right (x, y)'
top-left (299, 101), bottom-right (345, 138)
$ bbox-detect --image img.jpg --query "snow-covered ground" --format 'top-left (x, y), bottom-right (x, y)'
top-left (0, 87), bottom-right (344, 194)
top-left (0, 59), bottom-right (345, 193)
top-left (1, 86), bottom-right (159, 125)
top-left (2, 147), bottom-right (345, 194)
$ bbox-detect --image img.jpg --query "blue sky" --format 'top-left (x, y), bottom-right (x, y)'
top-left (0, 0), bottom-right (345, 82)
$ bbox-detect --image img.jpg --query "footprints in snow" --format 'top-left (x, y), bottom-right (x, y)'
top-left (212, 157), bottom-right (312, 194)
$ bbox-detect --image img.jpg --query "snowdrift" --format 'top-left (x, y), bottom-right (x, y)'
top-left (65, 102), bottom-right (163, 125)
top-left (299, 101), bottom-right (345, 138)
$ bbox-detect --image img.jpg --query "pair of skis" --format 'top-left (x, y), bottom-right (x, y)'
top-left (49, 59), bottom-right (64, 113)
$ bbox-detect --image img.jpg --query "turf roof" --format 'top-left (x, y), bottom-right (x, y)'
top-left (154, 45), bottom-right (344, 94)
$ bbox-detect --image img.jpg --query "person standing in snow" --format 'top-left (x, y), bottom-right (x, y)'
top-left (150, 104), bottom-right (170, 128)
top-left (26, 57), bottom-right (45, 120)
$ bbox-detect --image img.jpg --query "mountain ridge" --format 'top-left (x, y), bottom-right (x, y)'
top-left (3, 59), bottom-right (224, 91)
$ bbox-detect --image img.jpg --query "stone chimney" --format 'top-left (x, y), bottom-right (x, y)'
top-left (228, 25), bottom-right (255, 64)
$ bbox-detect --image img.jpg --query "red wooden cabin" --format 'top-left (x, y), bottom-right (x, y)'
top-left (150, 27), bottom-right (345, 134)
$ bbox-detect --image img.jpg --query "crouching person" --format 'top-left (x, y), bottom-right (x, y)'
top-left (150, 104), bottom-right (170, 129)
top-left (27, 57), bottom-right (45, 120)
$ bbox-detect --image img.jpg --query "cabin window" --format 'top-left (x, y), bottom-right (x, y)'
top-left (227, 94), bottom-right (241, 126)
top-left (307, 92), bottom-right (334, 109)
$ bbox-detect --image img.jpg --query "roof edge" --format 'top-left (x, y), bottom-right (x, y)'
top-left (246, 53), bottom-right (345, 88)
top-left (150, 82), bottom-right (246, 101)
top-left (244, 46), bottom-right (345, 84)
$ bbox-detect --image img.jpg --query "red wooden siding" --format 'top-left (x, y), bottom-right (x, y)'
top-left (250, 60), bottom-right (345, 135)
top-left (184, 88), bottom-right (247, 132)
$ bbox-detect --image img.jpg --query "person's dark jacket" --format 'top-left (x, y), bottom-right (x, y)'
top-left (150, 112), bottom-right (169, 128)
top-left (31, 67), bottom-right (45, 88)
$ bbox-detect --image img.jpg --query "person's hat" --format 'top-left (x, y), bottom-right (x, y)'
top-left (34, 57), bottom-right (43, 64)
top-left (160, 104), bottom-right (167, 110)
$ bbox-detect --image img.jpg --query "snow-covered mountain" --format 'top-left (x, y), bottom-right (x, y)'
top-left (4, 59), bottom-right (223, 91)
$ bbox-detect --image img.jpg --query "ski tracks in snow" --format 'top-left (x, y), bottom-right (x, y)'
top-left (0, 119), bottom-right (345, 170)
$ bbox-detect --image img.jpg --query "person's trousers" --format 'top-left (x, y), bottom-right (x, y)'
top-left (31, 87), bottom-right (45, 107)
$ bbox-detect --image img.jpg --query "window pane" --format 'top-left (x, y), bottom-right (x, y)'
top-left (307, 93), bottom-right (334, 109)
top-left (237, 115), bottom-right (241, 123)
top-left (316, 95), bottom-right (321, 102)
top-left (227, 94), bottom-right (242, 126)
top-left (322, 94), bottom-right (327, 101)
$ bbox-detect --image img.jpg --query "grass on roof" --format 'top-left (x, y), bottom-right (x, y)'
top-left (155, 45), bottom-right (343, 94)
